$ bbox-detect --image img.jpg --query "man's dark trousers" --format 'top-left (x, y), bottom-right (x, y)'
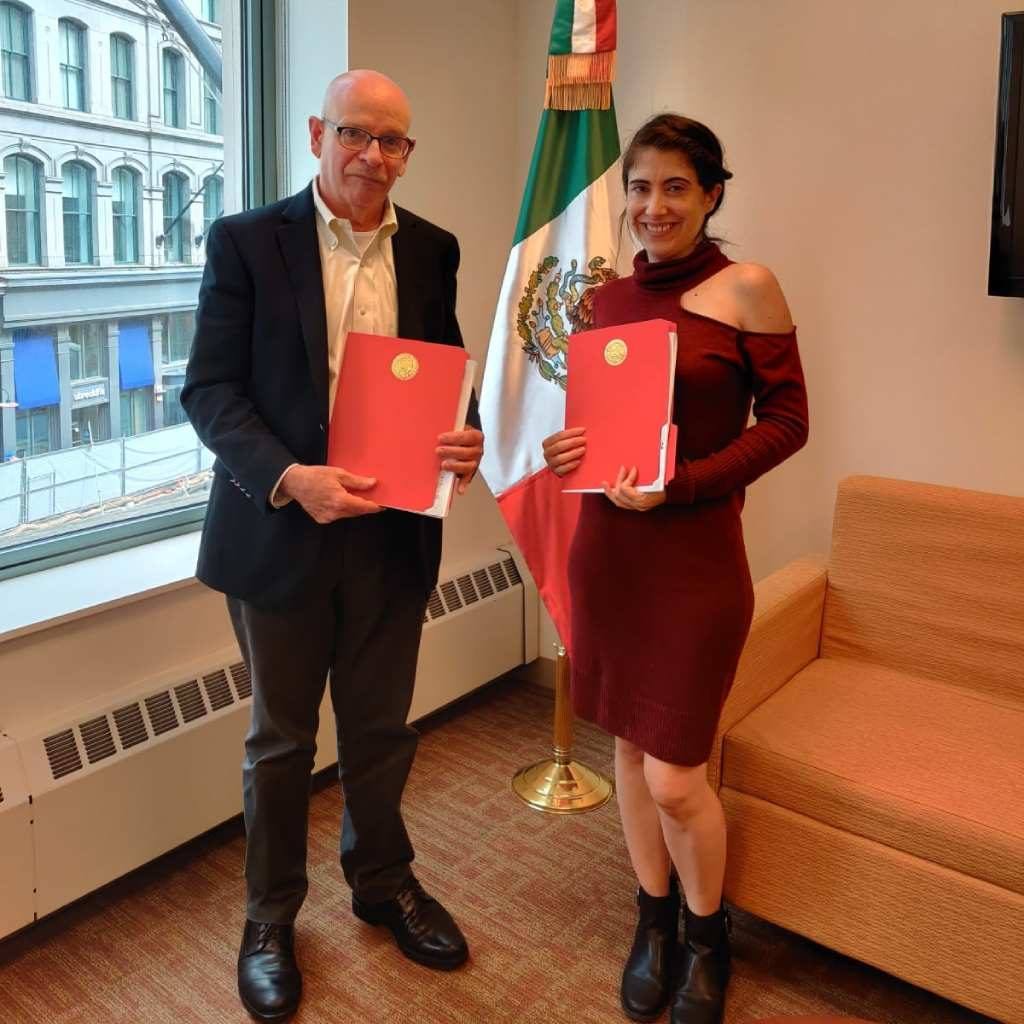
top-left (229, 512), bottom-right (429, 924)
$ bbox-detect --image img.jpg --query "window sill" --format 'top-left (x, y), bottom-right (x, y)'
top-left (0, 529), bottom-right (201, 644)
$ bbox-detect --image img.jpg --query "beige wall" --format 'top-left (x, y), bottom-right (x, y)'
top-left (519, 0), bottom-right (1024, 592)
top-left (348, 0), bottom-right (521, 565)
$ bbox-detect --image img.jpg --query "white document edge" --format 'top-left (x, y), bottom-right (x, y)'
top-left (389, 358), bottom-right (477, 518)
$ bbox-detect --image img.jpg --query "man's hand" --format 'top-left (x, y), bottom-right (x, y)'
top-left (603, 465), bottom-right (666, 512)
top-left (278, 465), bottom-right (382, 523)
top-left (437, 425), bottom-right (484, 495)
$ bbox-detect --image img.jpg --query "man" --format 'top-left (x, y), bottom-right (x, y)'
top-left (181, 69), bottom-right (484, 1022)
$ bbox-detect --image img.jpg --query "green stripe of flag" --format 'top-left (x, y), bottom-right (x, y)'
top-left (548, 0), bottom-right (575, 55)
top-left (512, 105), bottom-right (620, 247)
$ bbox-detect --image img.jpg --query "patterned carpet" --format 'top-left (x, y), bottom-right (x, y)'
top-left (0, 678), bottom-right (999, 1024)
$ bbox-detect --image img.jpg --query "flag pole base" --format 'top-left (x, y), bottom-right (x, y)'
top-left (512, 756), bottom-right (613, 814)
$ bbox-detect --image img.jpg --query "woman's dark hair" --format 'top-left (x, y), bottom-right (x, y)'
top-left (622, 113), bottom-right (733, 223)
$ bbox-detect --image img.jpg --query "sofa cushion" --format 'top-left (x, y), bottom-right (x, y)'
top-left (821, 476), bottom-right (1024, 707)
top-left (722, 657), bottom-right (1024, 895)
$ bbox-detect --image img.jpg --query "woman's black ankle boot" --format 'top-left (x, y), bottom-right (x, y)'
top-left (670, 902), bottom-right (731, 1024)
top-left (620, 878), bottom-right (680, 1021)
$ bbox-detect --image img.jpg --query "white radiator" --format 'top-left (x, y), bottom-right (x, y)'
top-left (1, 548), bottom-right (535, 936)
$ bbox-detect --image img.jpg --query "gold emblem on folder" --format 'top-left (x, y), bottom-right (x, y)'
top-left (391, 353), bottom-right (419, 381)
top-left (604, 339), bottom-right (628, 366)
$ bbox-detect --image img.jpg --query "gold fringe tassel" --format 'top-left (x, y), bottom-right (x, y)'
top-left (544, 51), bottom-right (616, 111)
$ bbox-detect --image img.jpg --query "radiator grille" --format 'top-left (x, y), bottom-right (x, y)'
top-left (502, 556), bottom-right (522, 585)
top-left (230, 661), bottom-right (252, 700)
top-left (472, 568), bottom-right (494, 599)
top-left (145, 691), bottom-right (179, 736)
top-left (44, 729), bottom-right (82, 780)
top-left (174, 680), bottom-right (207, 723)
top-left (456, 573), bottom-right (479, 605)
top-left (113, 703), bottom-right (148, 750)
top-left (426, 589), bottom-right (445, 619)
top-left (79, 715), bottom-right (117, 765)
top-left (203, 669), bottom-right (234, 711)
top-left (440, 580), bottom-right (463, 612)
top-left (488, 563), bottom-right (510, 592)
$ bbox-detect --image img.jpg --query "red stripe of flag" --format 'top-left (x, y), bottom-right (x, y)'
top-left (595, 0), bottom-right (617, 52)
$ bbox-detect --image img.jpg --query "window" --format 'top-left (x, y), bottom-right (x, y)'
top-left (68, 322), bottom-right (108, 381)
top-left (15, 407), bottom-right (53, 457)
top-left (62, 161), bottom-right (95, 265)
top-left (120, 386), bottom-right (153, 436)
top-left (162, 310), bottom-right (195, 364)
top-left (0, 0), bottom-right (251, 574)
top-left (162, 49), bottom-right (184, 128)
top-left (203, 175), bottom-right (223, 238)
top-left (202, 0), bottom-right (219, 24)
top-left (112, 167), bottom-right (139, 264)
top-left (72, 404), bottom-right (110, 447)
top-left (11, 329), bottom-right (58, 458)
top-left (4, 154), bottom-right (41, 265)
top-left (110, 34), bottom-right (134, 120)
top-left (59, 20), bottom-right (86, 112)
top-left (0, 2), bottom-right (31, 101)
top-left (203, 70), bottom-right (220, 134)
top-left (162, 172), bottom-right (189, 264)
top-left (162, 382), bottom-right (188, 427)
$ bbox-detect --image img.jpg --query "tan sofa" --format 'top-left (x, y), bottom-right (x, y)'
top-left (710, 475), bottom-right (1024, 1023)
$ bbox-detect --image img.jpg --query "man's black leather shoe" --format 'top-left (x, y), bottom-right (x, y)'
top-left (670, 904), bottom-right (731, 1024)
top-left (352, 876), bottom-right (468, 970)
top-left (620, 880), bottom-right (680, 1021)
top-left (237, 919), bottom-right (302, 1023)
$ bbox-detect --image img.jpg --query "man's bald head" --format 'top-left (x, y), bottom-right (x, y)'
top-left (309, 68), bottom-right (415, 229)
top-left (321, 70), bottom-right (412, 133)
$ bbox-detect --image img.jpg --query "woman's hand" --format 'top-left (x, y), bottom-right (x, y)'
top-left (603, 465), bottom-right (666, 511)
top-left (542, 427), bottom-right (587, 477)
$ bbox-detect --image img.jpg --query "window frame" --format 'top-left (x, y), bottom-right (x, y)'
top-left (162, 47), bottom-right (185, 129)
top-left (59, 18), bottom-right (87, 112)
top-left (0, 1), bottom-right (32, 102)
top-left (202, 173), bottom-right (223, 237)
top-left (62, 160), bottom-right (96, 265)
top-left (110, 32), bottom-right (135, 120)
top-left (161, 170), bottom-right (190, 264)
top-left (4, 152), bottom-right (42, 265)
top-left (0, 0), bottom-right (279, 583)
top-left (112, 165), bottom-right (140, 264)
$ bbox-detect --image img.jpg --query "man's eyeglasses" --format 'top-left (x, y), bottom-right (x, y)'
top-left (322, 118), bottom-right (415, 160)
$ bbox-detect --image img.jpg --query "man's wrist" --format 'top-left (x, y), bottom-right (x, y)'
top-left (270, 463), bottom-right (302, 507)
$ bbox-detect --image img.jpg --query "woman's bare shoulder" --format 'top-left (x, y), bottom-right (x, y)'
top-left (727, 261), bottom-right (794, 333)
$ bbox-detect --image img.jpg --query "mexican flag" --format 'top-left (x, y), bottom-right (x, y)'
top-left (479, 0), bottom-right (623, 651)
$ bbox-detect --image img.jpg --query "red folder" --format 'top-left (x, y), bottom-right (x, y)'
top-left (562, 318), bottom-right (678, 492)
top-left (328, 332), bottom-right (475, 517)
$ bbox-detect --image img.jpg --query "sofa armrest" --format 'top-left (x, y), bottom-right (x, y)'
top-left (706, 555), bottom-right (828, 792)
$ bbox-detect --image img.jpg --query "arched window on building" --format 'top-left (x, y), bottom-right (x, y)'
top-left (0, 2), bottom-right (32, 101)
top-left (4, 153), bottom-right (41, 265)
top-left (58, 19), bottom-right (87, 111)
top-left (162, 171), bottom-right (189, 264)
top-left (162, 48), bottom-right (185, 128)
top-left (202, 174), bottom-right (223, 240)
top-left (112, 166), bottom-right (140, 264)
top-left (110, 34), bottom-right (134, 120)
top-left (62, 160), bottom-right (95, 265)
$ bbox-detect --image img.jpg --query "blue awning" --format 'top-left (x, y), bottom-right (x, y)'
top-left (119, 321), bottom-right (154, 391)
top-left (13, 331), bottom-right (59, 410)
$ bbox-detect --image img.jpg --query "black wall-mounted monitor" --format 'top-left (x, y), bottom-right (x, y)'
top-left (990, 11), bottom-right (1024, 297)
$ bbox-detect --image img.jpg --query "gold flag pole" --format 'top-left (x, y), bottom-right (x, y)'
top-left (512, 643), bottom-right (613, 813)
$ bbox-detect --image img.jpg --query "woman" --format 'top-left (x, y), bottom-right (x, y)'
top-left (543, 114), bottom-right (809, 1024)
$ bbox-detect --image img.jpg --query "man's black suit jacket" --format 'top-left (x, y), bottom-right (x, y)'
top-left (181, 184), bottom-right (474, 610)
